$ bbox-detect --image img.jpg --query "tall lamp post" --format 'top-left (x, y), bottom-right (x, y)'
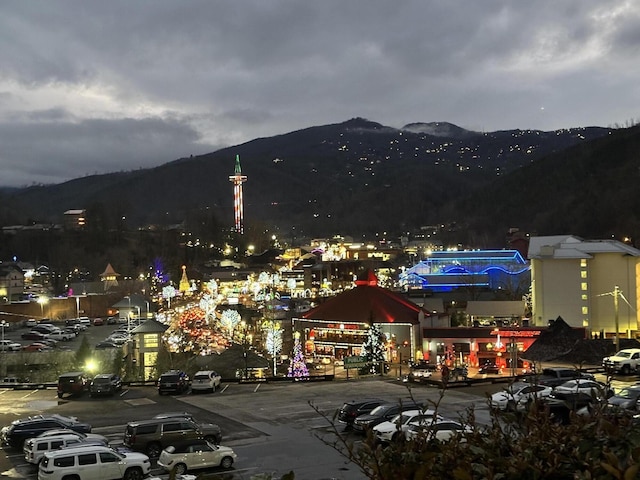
top-left (38, 297), bottom-right (49, 319)
top-left (0, 320), bottom-right (6, 376)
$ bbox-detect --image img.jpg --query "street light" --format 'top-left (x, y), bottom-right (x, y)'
top-left (38, 297), bottom-right (49, 319)
top-left (1, 320), bottom-right (6, 349)
top-left (124, 296), bottom-right (132, 332)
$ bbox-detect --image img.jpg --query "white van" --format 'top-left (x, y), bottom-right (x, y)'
top-left (38, 444), bottom-right (151, 480)
top-left (23, 434), bottom-right (104, 465)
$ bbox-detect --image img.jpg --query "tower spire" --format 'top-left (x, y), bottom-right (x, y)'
top-left (228, 154), bottom-right (247, 234)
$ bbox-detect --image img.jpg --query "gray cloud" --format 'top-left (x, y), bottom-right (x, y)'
top-left (0, 0), bottom-right (638, 186)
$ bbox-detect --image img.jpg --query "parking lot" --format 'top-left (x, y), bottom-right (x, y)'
top-left (0, 373), bottom-right (512, 480)
top-left (2, 321), bottom-right (640, 479)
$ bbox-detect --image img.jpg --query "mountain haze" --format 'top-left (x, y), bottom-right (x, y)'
top-left (2, 118), bottom-right (618, 244)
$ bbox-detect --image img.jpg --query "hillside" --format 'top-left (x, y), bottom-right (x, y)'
top-left (1, 118), bottom-right (613, 242)
top-left (455, 125), bottom-right (640, 245)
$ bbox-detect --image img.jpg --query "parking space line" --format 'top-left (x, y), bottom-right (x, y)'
top-left (20, 390), bottom-right (39, 399)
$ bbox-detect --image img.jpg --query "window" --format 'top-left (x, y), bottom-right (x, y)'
top-left (53, 456), bottom-right (74, 467)
top-left (100, 452), bottom-right (120, 463)
top-left (581, 282), bottom-right (588, 291)
top-left (78, 453), bottom-right (97, 465)
top-left (582, 306), bottom-right (588, 315)
top-left (143, 334), bottom-right (158, 348)
top-left (51, 441), bottom-right (64, 449)
top-left (162, 422), bottom-right (182, 433)
top-left (581, 271), bottom-right (587, 278)
top-left (37, 443), bottom-right (49, 451)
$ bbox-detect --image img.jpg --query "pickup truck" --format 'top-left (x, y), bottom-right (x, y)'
top-left (46, 330), bottom-right (74, 341)
top-left (602, 348), bottom-right (640, 375)
top-left (526, 367), bottom-right (595, 388)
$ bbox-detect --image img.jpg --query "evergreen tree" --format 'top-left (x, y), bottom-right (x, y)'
top-left (360, 324), bottom-right (387, 374)
top-left (74, 335), bottom-right (92, 370)
top-left (287, 332), bottom-right (309, 378)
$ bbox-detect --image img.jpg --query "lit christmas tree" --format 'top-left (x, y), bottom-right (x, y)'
top-left (360, 323), bottom-right (387, 374)
top-left (287, 332), bottom-right (309, 378)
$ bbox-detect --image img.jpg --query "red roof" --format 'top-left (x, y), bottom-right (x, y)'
top-left (302, 285), bottom-right (422, 325)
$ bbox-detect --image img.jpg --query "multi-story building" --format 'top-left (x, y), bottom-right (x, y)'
top-left (528, 235), bottom-right (640, 338)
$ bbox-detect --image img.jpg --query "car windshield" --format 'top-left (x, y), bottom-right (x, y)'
top-left (161, 375), bottom-right (179, 382)
top-left (94, 377), bottom-right (110, 384)
top-left (194, 374), bottom-right (210, 380)
top-left (617, 388), bottom-right (640, 399)
top-left (615, 351), bottom-right (631, 358)
top-left (369, 405), bottom-right (393, 415)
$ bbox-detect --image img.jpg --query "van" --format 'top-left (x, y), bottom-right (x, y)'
top-left (23, 434), bottom-right (104, 465)
top-left (57, 372), bottom-right (89, 398)
top-left (38, 444), bottom-right (151, 480)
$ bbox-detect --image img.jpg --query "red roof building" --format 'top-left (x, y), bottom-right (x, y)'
top-left (294, 271), bottom-right (425, 363)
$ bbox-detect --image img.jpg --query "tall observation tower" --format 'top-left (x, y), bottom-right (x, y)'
top-left (228, 154), bottom-right (247, 234)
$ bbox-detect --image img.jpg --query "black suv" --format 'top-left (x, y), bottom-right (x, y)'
top-left (0, 414), bottom-right (91, 449)
top-left (123, 417), bottom-right (222, 458)
top-left (337, 398), bottom-right (384, 428)
top-left (157, 370), bottom-right (190, 395)
top-left (90, 373), bottom-right (123, 397)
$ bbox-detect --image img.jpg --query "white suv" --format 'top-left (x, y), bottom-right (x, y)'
top-left (38, 444), bottom-right (150, 480)
top-left (191, 371), bottom-right (222, 393)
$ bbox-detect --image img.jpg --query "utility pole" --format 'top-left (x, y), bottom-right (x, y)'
top-left (614, 285), bottom-right (620, 351)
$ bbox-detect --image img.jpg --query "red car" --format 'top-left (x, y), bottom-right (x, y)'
top-left (93, 318), bottom-right (104, 326)
top-left (23, 342), bottom-right (51, 352)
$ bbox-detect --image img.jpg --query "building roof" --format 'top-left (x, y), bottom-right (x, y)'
top-left (528, 235), bottom-right (640, 259)
top-left (466, 301), bottom-right (525, 317)
top-left (302, 284), bottom-right (423, 325)
top-left (131, 318), bottom-right (168, 334)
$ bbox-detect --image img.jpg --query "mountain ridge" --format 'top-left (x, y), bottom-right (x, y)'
top-left (1, 118), bottom-right (619, 244)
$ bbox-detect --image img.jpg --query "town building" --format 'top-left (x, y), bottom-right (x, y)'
top-left (400, 249), bottom-right (530, 299)
top-left (528, 235), bottom-right (640, 338)
top-left (293, 271), bottom-right (424, 364)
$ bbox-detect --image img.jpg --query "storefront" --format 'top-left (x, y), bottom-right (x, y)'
top-left (421, 326), bottom-right (545, 369)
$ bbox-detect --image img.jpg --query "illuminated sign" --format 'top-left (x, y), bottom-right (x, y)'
top-left (490, 330), bottom-right (541, 337)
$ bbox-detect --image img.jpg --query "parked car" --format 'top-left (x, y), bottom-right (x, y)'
top-left (157, 439), bottom-right (236, 474)
top-left (405, 419), bottom-right (472, 442)
top-left (57, 372), bottom-right (90, 398)
top-left (605, 385), bottom-right (640, 411)
top-left (191, 371), bottom-right (222, 393)
top-left (34, 428), bottom-right (108, 444)
top-left (0, 339), bottom-right (22, 352)
top-left (553, 379), bottom-right (613, 399)
top-left (93, 317), bottom-right (104, 326)
top-left (490, 382), bottom-right (553, 411)
top-left (95, 340), bottom-right (121, 350)
top-left (106, 316), bottom-right (118, 325)
top-left (337, 398), bottom-right (385, 428)
top-left (23, 433), bottom-right (106, 465)
top-left (90, 373), bottom-right (123, 397)
top-left (23, 342), bottom-right (51, 352)
top-left (372, 409), bottom-right (443, 443)
top-left (123, 416), bottom-right (222, 458)
top-left (25, 319), bottom-right (38, 328)
top-left (62, 326), bottom-right (78, 337)
top-left (478, 362), bottom-right (501, 374)
top-left (157, 370), bottom-right (190, 395)
top-left (46, 330), bottom-right (74, 341)
top-left (1, 414), bottom-right (92, 449)
top-left (31, 325), bottom-right (59, 335)
top-left (21, 331), bottom-right (47, 341)
top-left (353, 402), bottom-right (424, 433)
top-left (38, 444), bottom-right (151, 480)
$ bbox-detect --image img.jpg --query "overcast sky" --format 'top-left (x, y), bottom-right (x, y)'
top-left (1, 1), bottom-right (639, 187)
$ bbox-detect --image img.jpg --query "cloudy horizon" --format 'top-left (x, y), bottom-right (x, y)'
top-left (1, 1), bottom-right (639, 187)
